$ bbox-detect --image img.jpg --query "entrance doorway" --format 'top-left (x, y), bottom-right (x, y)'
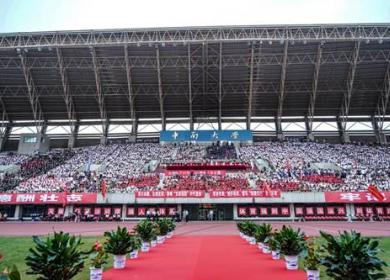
top-left (182, 204), bottom-right (233, 221)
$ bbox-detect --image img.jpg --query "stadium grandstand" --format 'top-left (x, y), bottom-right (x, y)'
top-left (1, 24), bottom-right (390, 222)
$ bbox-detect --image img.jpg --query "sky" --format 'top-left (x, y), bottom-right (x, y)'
top-left (0, 0), bottom-right (389, 33)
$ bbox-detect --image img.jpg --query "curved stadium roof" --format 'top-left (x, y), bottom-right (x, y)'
top-left (0, 24), bottom-right (389, 130)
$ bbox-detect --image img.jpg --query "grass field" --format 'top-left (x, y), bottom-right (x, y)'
top-left (0, 235), bottom-right (389, 279)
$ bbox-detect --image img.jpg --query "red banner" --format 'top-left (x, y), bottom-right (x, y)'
top-left (165, 170), bottom-right (226, 176)
top-left (135, 190), bottom-right (205, 198)
top-left (0, 193), bottom-right (97, 205)
top-left (325, 192), bottom-right (390, 203)
top-left (209, 190), bottom-right (280, 198)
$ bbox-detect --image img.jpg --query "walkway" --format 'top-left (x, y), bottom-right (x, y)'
top-left (103, 235), bottom-right (305, 280)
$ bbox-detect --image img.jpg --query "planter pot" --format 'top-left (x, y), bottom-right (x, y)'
top-left (285, 255), bottom-right (299, 270)
top-left (249, 237), bottom-right (256, 245)
top-left (141, 242), bottom-right (150, 252)
top-left (129, 250), bottom-right (139, 259)
top-left (262, 244), bottom-right (271, 254)
top-left (167, 231), bottom-right (173, 238)
top-left (151, 240), bottom-right (157, 247)
top-left (90, 267), bottom-right (103, 280)
top-left (157, 235), bottom-right (165, 244)
top-left (113, 255), bottom-right (126, 269)
top-left (271, 250), bottom-right (280, 260)
top-left (306, 270), bottom-right (320, 280)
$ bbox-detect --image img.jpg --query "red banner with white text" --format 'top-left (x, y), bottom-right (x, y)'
top-left (135, 190), bottom-right (205, 198)
top-left (209, 190), bottom-right (281, 198)
top-left (0, 193), bottom-right (97, 205)
top-left (324, 192), bottom-right (390, 203)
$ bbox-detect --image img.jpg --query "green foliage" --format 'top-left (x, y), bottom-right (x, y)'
top-left (265, 230), bottom-right (282, 252)
top-left (320, 231), bottom-right (387, 280)
top-left (166, 219), bottom-right (176, 232)
top-left (237, 221), bottom-right (257, 237)
top-left (103, 226), bottom-right (134, 256)
top-left (130, 235), bottom-right (142, 251)
top-left (156, 218), bottom-right (171, 236)
top-left (25, 232), bottom-right (86, 280)
top-left (0, 265), bottom-right (21, 280)
top-left (303, 239), bottom-right (321, 270)
top-left (135, 220), bottom-right (157, 242)
top-left (279, 225), bottom-right (306, 256)
top-left (254, 223), bottom-right (273, 243)
top-left (89, 241), bottom-right (107, 269)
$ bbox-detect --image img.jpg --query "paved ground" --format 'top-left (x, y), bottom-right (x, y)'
top-left (1, 220), bottom-right (390, 237)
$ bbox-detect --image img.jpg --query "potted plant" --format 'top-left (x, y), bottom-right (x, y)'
top-left (89, 241), bottom-right (108, 280)
top-left (237, 222), bottom-right (245, 238)
top-left (104, 226), bottom-right (133, 269)
top-left (303, 239), bottom-right (321, 280)
top-left (25, 232), bottom-right (87, 280)
top-left (151, 223), bottom-right (159, 247)
top-left (129, 234), bottom-right (142, 259)
top-left (254, 223), bottom-right (273, 253)
top-left (265, 231), bottom-right (282, 260)
top-left (166, 219), bottom-right (176, 238)
top-left (135, 220), bottom-right (157, 252)
top-left (156, 219), bottom-right (170, 244)
top-left (279, 225), bottom-right (306, 270)
top-left (240, 221), bottom-right (257, 244)
top-left (320, 230), bottom-right (387, 280)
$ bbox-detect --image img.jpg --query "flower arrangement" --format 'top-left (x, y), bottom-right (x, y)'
top-left (89, 241), bottom-right (108, 269)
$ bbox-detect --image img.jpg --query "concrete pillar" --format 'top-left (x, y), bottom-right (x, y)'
top-left (289, 203), bottom-right (295, 221)
top-left (65, 205), bottom-right (73, 217)
top-left (0, 125), bottom-right (11, 152)
top-left (337, 118), bottom-right (350, 143)
top-left (68, 123), bottom-right (79, 149)
top-left (233, 204), bottom-right (238, 220)
top-left (372, 118), bottom-right (387, 145)
top-left (122, 204), bottom-right (127, 221)
top-left (277, 133), bottom-right (284, 141)
top-left (346, 203), bottom-right (354, 220)
top-left (14, 205), bottom-right (21, 220)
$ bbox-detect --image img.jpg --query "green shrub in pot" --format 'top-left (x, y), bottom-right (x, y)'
top-left (320, 230), bottom-right (387, 280)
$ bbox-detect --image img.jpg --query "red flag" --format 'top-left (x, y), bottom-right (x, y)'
top-left (262, 181), bottom-right (272, 194)
top-left (62, 182), bottom-right (68, 207)
top-left (101, 179), bottom-right (107, 199)
top-left (368, 184), bottom-right (385, 201)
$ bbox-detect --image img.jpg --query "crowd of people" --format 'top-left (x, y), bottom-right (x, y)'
top-left (14, 144), bottom-right (173, 193)
top-left (0, 150), bottom-right (74, 192)
top-left (163, 173), bottom-right (250, 192)
top-left (0, 141), bottom-right (389, 194)
top-left (241, 142), bottom-right (390, 192)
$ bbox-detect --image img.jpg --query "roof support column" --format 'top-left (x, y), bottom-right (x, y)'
top-left (307, 43), bottom-right (323, 141)
top-left (247, 42), bottom-right (255, 130)
top-left (339, 41), bottom-right (360, 143)
top-left (19, 53), bottom-right (44, 134)
top-left (218, 42), bottom-right (223, 130)
top-left (276, 41), bottom-right (289, 140)
top-left (187, 44), bottom-right (194, 130)
top-left (124, 45), bottom-right (137, 137)
top-left (0, 99), bottom-right (10, 151)
top-left (56, 48), bottom-right (77, 148)
top-left (375, 61), bottom-right (390, 145)
top-left (68, 121), bottom-right (79, 149)
top-left (156, 46), bottom-right (166, 130)
top-left (90, 47), bottom-right (108, 145)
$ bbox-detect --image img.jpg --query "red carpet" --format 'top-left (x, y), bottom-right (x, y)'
top-left (103, 235), bottom-right (305, 280)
